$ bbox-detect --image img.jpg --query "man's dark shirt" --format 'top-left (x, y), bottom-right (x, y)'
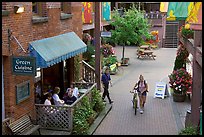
top-left (101, 73), bottom-right (111, 84)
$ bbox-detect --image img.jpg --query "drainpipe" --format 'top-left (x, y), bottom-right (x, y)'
top-left (8, 29), bottom-right (11, 54)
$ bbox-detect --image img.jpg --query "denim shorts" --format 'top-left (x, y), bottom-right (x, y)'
top-left (138, 91), bottom-right (147, 96)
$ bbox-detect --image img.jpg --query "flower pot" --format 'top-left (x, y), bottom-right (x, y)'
top-left (173, 93), bottom-right (186, 102)
top-left (121, 58), bottom-right (129, 66)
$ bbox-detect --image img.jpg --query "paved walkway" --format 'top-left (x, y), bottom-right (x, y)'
top-left (93, 46), bottom-right (191, 135)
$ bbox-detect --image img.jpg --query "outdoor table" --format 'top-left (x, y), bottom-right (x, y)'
top-left (78, 89), bottom-right (87, 94)
top-left (137, 50), bottom-right (156, 60)
top-left (143, 50), bottom-right (156, 60)
top-left (140, 45), bottom-right (150, 50)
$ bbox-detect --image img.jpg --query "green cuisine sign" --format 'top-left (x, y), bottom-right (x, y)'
top-left (12, 56), bottom-right (36, 76)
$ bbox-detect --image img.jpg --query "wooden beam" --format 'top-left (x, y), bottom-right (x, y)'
top-left (94, 2), bottom-right (101, 90)
top-left (196, 47), bottom-right (202, 67)
top-left (180, 37), bottom-right (194, 56)
top-left (190, 30), bottom-right (202, 127)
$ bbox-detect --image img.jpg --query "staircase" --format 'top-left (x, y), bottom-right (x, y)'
top-left (164, 21), bottom-right (179, 48)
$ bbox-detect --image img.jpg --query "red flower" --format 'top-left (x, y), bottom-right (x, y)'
top-left (168, 68), bottom-right (192, 94)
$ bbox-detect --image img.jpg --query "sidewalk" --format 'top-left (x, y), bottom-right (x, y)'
top-left (93, 46), bottom-right (191, 135)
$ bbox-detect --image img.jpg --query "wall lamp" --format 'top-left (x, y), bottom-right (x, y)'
top-left (14, 5), bottom-right (25, 14)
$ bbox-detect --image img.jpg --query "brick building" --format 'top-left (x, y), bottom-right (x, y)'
top-left (2, 2), bottom-right (86, 121)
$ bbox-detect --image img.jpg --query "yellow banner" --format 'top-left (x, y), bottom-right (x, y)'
top-left (186, 2), bottom-right (202, 24)
top-left (160, 2), bottom-right (169, 12)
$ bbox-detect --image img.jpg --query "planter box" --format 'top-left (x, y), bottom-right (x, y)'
top-left (173, 93), bottom-right (186, 102)
top-left (121, 58), bottom-right (129, 66)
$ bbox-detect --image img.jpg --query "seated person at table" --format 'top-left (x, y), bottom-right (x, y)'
top-left (44, 92), bottom-right (52, 105)
top-left (63, 89), bottom-right (77, 105)
top-left (52, 87), bottom-right (65, 106)
top-left (66, 84), bottom-right (80, 99)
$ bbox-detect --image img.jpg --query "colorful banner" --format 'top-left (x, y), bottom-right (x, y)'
top-left (102, 2), bottom-right (111, 21)
top-left (166, 2), bottom-right (193, 21)
top-left (82, 2), bottom-right (93, 24)
top-left (186, 2), bottom-right (202, 24)
top-left (160, 2), bottom-right (169, 12)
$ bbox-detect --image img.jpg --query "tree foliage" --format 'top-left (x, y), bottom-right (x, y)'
top-left (110, 6), bottom-right (151, 46)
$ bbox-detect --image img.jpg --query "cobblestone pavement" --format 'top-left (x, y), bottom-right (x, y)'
top-left (93, 46), bottom-right (191, 135)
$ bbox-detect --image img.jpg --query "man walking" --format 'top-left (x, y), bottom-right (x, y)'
top-left (101, 67), bottom-right (113, 104)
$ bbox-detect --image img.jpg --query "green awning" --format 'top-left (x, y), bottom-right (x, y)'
top-left (29, 32), bottom-right (87, 68)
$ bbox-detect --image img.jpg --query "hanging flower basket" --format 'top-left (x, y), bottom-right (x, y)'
top-left (179, 24), bottom-right (194, 39)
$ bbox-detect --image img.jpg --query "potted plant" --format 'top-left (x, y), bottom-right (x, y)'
top-left (101, 43), bottom-right (115, 58)
top-left (102, 55), bottom-right (118, 74)
top-left (173, 42), bottom-right (189, 71)
top-left (168, 68), bottom-right (192, 102)
top-left (179, 23), bottom-right (194, 39)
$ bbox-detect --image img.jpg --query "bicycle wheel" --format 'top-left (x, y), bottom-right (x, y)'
top-left (134, 99), bottom-right (137, 115)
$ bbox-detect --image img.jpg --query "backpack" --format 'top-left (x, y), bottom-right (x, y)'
top-left (134, 80), bottom-right (148, 92)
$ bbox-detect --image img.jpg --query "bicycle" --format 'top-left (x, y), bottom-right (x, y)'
top-left (130, 90), bottom-right (138, 115)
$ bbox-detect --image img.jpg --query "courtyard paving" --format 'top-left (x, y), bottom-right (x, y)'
top-left (93, 46), bottom-right (191, 135)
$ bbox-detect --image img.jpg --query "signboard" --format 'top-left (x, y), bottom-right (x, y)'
top-left (12, 56), bottom-right (36, 76)
top-left (16, 80), bottom-right (30, 104)
top-left (101, 31), bottom-right (112, 37)
top-left (154, 82), bottom-right (169, 99)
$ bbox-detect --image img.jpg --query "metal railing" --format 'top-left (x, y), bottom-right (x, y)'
top-left (145, 12), bottom-right (163, 19)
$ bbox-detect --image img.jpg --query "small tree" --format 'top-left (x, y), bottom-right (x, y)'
top-left (110, 5), bottom-right (151, 61)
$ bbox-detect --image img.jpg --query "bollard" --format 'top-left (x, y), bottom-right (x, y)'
top-left (185, 108), bottom-right (192, 127)
top-left (200, 110), bottom-right (202, 135)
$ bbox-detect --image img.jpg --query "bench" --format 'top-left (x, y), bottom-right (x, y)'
top-left (6, 114), bottom-right (41, 135)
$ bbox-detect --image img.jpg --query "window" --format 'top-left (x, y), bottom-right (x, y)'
top-left (60, 2), bottom-right (72, 20)
top-left (16, 81), bottom-right (30, 104)
top-left (32, 2), bottom-right (47, 17)
top-left (32, 2), bottom-right (37, 13)
top-left (2, 2), bottom-right (7, 10)
top-left (2, 2), bottom-right (10, 16)
top-left (32, 2), bottom-right (48, 23)
top-left (61, 2), bottom-right (71, 14)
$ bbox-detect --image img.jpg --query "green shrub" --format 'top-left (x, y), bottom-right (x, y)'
top-left (72, 106), bottom-right (89, 135)
top-left (91, 87), bottom-right (105, 113)
top-left (103, 55), bottom-right (118, 67)
top-left (179, 126), bottom-right (198, 135)
top-left (72, 89), bottom-right (105, 135)
top-left (81, 96), bottom-right (95, 120)
top-left (72, 96), bottom-right (96, 135)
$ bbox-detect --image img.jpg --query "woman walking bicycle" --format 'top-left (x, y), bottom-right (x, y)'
top-left (133, 74), bottom-right (148, 114)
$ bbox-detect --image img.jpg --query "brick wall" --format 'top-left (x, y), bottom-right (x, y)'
top-left (2, 2), bottom-right (35, 120)
top-left (2, 2), bottom-right (84, 121)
